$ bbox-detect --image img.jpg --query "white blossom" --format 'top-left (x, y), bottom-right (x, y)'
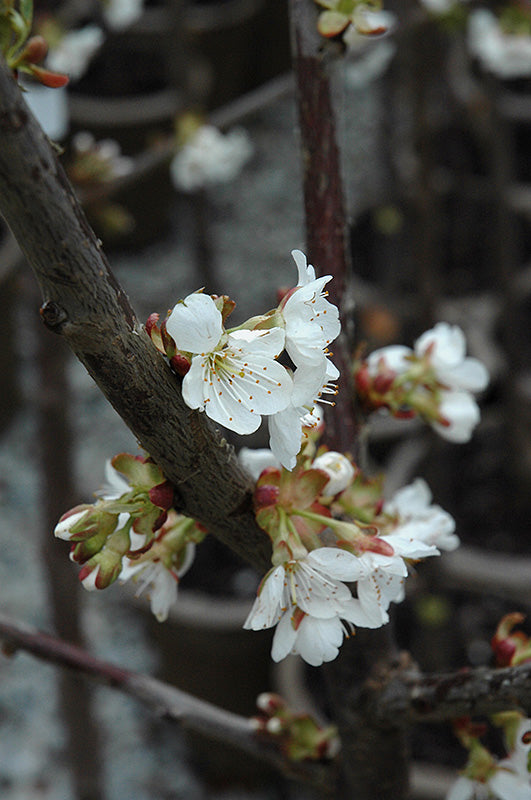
top-left (384, 478), bottom-right (459, 551)
top-left (280, 250), bottom-right (341, 369)
top-left (312, 451), bottom-right (356, 496)
top-left (468, 9), bottom-right (531, 80)
top-left (47, 25), bottom-right (105, 81)
top-left (170, 125), bottom-right (253, 192)
top-left (165, 292), bottom-right (292, 435)
top-left (120, 543), bottom-right (195, 622)
top-left (244, 548), bottom-right (364, 631)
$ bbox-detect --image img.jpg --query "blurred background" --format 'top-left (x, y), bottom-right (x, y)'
top-left (1, 0), bottom-right (531, 797)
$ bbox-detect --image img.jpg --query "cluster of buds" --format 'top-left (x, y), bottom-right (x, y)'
top-left (146, 249), bottom-right (341, 470)
top-left (354, 323), bottom-right (489, 443)
top-left (54, 454), bottom-right (206, 619)
top-left (1, 0), bottom-right (68, 86)
top-left (252, 692), bottom-right (340, 762)
top-left (314, 0), bottom-right (395, 40)
top-left (244, 436), bottom-right (457, 666)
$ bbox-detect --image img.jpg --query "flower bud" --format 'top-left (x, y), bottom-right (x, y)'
top-left (54, 508), bottom-right (90, 540)
top-left (312, 452), bottom-right (356, 496)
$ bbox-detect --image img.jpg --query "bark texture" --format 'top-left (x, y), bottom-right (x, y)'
top-left (0, 59), bottom-right (271, 573)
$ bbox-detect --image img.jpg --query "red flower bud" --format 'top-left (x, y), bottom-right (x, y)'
top-left (145, 312), bottom-right (160, 336)
top-left (22, 36), bottom-right (49, 65)
top-left (170, 354), bottom-right (191, 376)
top-left (149, 481), bottom-right (174, 510)
top-left (491, 638), bottom-right (517, 667)
top-left (254, 484), bottom-right (280, 511)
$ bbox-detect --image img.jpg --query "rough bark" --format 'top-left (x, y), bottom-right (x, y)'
top-left (0, 58), bottom-right (271, 573)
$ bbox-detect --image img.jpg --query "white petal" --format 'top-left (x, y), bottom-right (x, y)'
top-left (386, 533), bottom-right (440, 560)
top-left (165, 293), bottom-right (223, 355)
top-left (243, 566), bottom-right (285, 630)
top-left (102, 460), bottom-right (130, 499)
top-left (415, 323), bottom-right (466, 367)
top-left (312, 452), bottom-right (355, 496)
top-left (490, 770), bottom-right (531, 800)
top-left (441, 358), bottom-right (490, 393)
top-left (228, 327), bottom-right (285, 359)
top-left (446, 776), bottom-right (474, 800)
top-left (433, 391), bottom-right (480, 443)
top-left (385, 478), bottom-right (432, 517)
top-left (367, 345), bottom-right (412, 375)
top-left (294, 562), bottom-right (353, 618)
top-left (150, 569), bottom-right (178, 622)
top-left (238, 447), bottom-right (280, 480)
top-left (306, 547), bottom-right (363, 582)
top-left (271, 610), bottom-right (298, 661)
top-left (342, 597), bottom-right (385, 628)
top-left (291, 249), bottom-right (315, 285)
top-left (54, 510), bottom-right (88, 540)
top-left (268, 406), bottom-right (304, 470)
top-left (81, 566), bottom-right (100, 591)
top-left (295, 615), bottom-right (345, 666)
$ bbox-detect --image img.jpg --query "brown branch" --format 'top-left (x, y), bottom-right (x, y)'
top-left (0, 612), bottom-right (333, 790)
top-left (0, 56), bottom-right (272, 574)
top-left (375, 660), bottom-right (531, 724)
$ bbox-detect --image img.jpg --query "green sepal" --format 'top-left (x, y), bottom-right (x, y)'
top-left (111, 453), bottom-right (165, 490)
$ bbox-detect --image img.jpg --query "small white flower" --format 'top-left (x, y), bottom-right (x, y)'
top-left (170, 125), bottom-right (253, 192)
top-left (166, 292), bottom-right (292, 435)
top-left (120, 543), bottom-right (195, 622)
top-left (47, 25), bottom-right (105, 81)
top-left (384, 479), bottom-right (459, 551)
top-left (243, 547), bottom-right (364, 631)
top-left (468, 9), bottom-right (531, 80)
top-left (312, 451), bottom-right (355, 496)
top-left (415, 323), bottom-right (489, 394)
top-left (280, 250), bottom-right (341, 369)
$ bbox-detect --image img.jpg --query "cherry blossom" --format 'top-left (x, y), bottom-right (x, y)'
top-left (271, 610), bottom-right (348, 666)
top-left (170, 125), bottom-right (253, 193)
top-left (244, 547), bottom-right (365, 632)
top-left (446, 770), bottom-right (531, 800)
top-left (165, 292), bottom-right (292, 435)
top-left (279, 249), bottom-right (341, 369)
top-left (119, 543), bottom-right (195, 622)
top-left (384, 478), bottom-right (459, 551)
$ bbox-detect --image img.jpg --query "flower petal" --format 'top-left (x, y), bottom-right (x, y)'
top-left (166, 292), bottom-right (223, 354)
top-left (243, 566), bottom-right (285, 630)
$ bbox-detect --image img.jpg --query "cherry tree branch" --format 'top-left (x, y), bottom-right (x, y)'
top-left (375, 659), bottom-right (531, 723)
top-left (0, 612), bottom-right (333, 789)
top-left (0, 56), bottom-right (271, 573)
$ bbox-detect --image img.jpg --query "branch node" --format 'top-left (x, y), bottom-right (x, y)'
top-left (40, 300), bottom-right (68, 332)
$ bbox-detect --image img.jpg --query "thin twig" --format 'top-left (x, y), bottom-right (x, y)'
top-left (0, 612), bottom-right (333, 790)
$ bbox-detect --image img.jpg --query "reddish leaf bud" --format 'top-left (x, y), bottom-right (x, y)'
top-left (149, 481), bottom-right (174, 510)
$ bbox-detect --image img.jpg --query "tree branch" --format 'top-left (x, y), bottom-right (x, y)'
top-left (0, 56), bottom-right (271, 573)
top-left (0, 612), bottom-right (333, 789)
top-left (375, 660), bottom-right (531, 724)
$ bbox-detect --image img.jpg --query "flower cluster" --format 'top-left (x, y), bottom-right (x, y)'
top-left (55, 455), bottom-right (205, 620)
top-left (252, 692), bottom-right (340, 761)
top-left (354, 322), bottom-right (489, 443)
top-left (147, 249), bottom-right (341, 470)
top-left (244, 437), bottom-right (456, 666)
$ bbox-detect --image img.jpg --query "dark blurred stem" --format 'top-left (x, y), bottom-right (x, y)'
top-left (288, 3), bottom-right (408, 797)
top-left (289, 0), bottom-right (359, 459)
top-left (35, 295), bottom-right (104, 800)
